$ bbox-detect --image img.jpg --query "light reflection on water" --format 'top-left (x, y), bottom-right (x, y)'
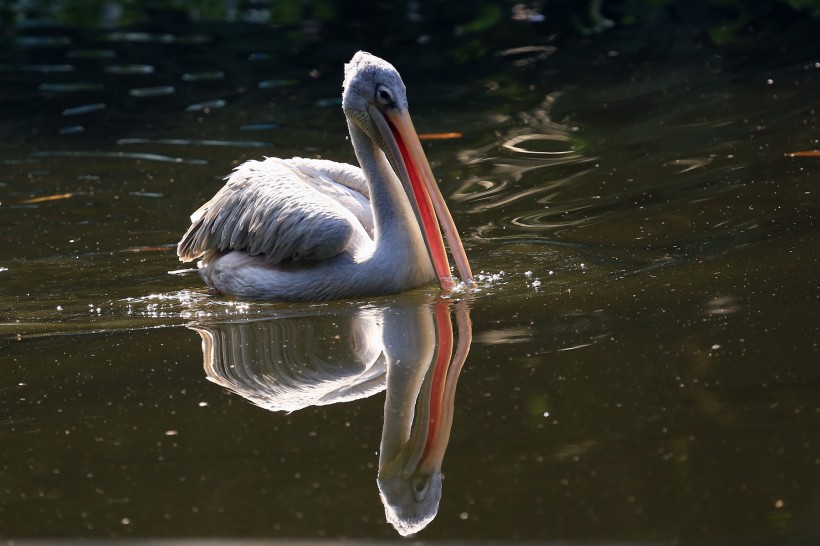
top-left (193, 296), bottom-right (471, 536)
top-left (1, 12), bottom-right (819, 545)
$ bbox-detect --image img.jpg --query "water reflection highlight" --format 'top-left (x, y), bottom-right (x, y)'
top-left (191, 296), bottom-right (471, 536)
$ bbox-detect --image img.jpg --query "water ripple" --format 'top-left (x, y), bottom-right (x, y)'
top-left (456, 156), bottom-right (597, 212)
top-left (129, 86), bottom-right (176, 98)
top-left (3, 64), bottom-right (75, 73)
top-left (104, 64), bottom-right (155, 75)
top-left (464, 182), bottom-right (554, 212)
top-left (15, 36), bottom-right (72, 47)
top-left (30, 150), bottom-right (207, 165)
top-left (39, 83), bottom-right (105, 93)
top-left (66, 49), bottom-right (116, 59)
top-left (240, 123), bottom-right (279, 131)
top-left (501, 133), bottom-right (575, 155)
top-left (665, 157), bottom-right (714, 173)
top-left (58, 126), bottom-right (85, 135)
top-left (258, 78), bottom-right (298, 89)
top-left (117, 138), bottom-right (271, 148)
top-left (452, 179), bottom-right (511, 204)
top-left (61, 103), bottom-right (106, 115)
top-left (186, 99), bottom-right (227, 112)
top-left (511, 207), bottom-right (598, 230)
top-left (182, 71), bottom-right (226, 82)
top-left (496, 45), bottom-right (557, 67)
top-left (102, 31), bottom-right (211, 45)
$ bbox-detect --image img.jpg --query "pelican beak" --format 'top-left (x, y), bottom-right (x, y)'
top-left (368, 104), bottom-right (473, 289)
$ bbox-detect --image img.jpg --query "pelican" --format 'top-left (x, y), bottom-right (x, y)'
top-left (177, 51), bottom-right (473, 301)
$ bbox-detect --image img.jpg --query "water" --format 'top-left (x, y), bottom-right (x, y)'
top-left (2, 9), bottom-right (820, 544)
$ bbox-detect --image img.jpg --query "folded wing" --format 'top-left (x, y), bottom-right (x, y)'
top-left (178, 157), bottom-right (373, 265)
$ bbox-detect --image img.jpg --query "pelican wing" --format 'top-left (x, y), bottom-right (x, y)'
top-left (178, 157), bottom-right (373, 264)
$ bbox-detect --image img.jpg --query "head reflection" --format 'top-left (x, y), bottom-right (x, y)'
top-left (190, 295), bottom-right (472, 536)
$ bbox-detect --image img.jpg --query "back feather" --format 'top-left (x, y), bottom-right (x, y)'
top-left (178, 158), bottom-right (370, 265)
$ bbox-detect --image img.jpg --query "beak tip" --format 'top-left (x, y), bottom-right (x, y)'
top-left (440, 276), bottom-right (456, 290)
top-left (439, 275), bottom-right (476, 292)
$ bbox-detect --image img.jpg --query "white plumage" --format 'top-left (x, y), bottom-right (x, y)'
top-left (179, 158), bottom-right (373, 265)
top-left (177, 52), bottom-right (472, 301)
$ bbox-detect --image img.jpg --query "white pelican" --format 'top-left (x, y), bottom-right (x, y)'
top-left (177, 51), bottom-right (473, 300)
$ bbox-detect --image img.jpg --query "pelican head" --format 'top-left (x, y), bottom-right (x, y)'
top-left (343, 51), bottom-right (408, 115)
top-left (341, 51), bottom-right (473, 290)
top-left (378, 468), bottom-right (442, 537)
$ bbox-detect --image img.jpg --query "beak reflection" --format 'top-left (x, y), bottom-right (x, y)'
top-left (190, 295), bottom-right (472, 536)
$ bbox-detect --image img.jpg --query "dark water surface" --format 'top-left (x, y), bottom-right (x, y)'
top-left (2, 12), bottom-right (820, 545)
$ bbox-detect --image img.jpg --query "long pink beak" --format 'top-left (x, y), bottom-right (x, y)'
top-left (370, 104), bottom-right (474, 289)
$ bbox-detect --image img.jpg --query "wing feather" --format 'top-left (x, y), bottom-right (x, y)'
top-left (178, 157), bottom-right (371, 265)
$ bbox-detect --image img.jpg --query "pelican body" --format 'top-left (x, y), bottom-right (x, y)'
top-left (177, 52), bottom-right (473, 301)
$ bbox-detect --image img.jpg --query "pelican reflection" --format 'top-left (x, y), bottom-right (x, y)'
top-left (190, 296), bottom-right (472, 535)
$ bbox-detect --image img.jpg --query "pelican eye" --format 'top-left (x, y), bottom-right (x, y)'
top-left (375, 84), bottom-right (395, 107)
top-left (411, 477), bottom-right (429, 499)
